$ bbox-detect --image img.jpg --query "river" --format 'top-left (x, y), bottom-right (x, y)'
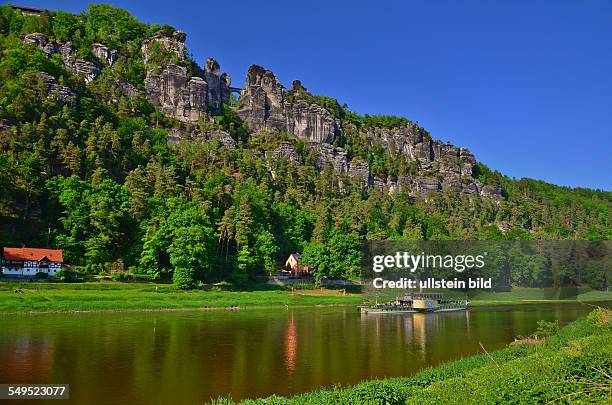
top-left (0, 304), bottom-right (596, 404)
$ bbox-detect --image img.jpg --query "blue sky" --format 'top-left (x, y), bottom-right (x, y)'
top-left (11, 0), bottom-right (612, 190)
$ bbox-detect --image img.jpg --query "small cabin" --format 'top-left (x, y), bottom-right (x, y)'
top-left (284, 253), bottom-right (311, 276)
top-left (1, 247), bottom-right (63, 277)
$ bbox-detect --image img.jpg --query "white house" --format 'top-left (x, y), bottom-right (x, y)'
top-left (1, 247), bottom-right (63, 277)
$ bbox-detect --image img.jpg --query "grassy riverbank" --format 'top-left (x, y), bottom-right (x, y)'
top-left (0, 281), bottom-right (361, 313)
top-left (0, 282), bottom-right (610, 314)
top-left (212, 308), bottom-right (612, 404)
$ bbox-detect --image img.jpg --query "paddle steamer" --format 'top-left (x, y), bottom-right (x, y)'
top-left (359, 292), bottom-right (468, 314)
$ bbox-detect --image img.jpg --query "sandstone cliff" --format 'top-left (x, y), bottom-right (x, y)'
top-left (140, 31), bottom-right (231, 122)
top-left (22, 28), bottom-right (503, 201)
top-left (237, 66), bottom-right (339, 143)
top-left (233, 64), bottom-right (500, 200)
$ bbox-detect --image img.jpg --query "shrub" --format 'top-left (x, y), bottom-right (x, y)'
top-left (35, 271), bottom-right (49, 279)
top-left (534, 319), bottom-right (560, 339)
top-left (172, 266), bottom-right (196, 289)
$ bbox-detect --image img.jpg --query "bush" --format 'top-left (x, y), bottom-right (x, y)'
top-left (172, 266), bottom-right (196, 289)
top-left (534, 320), bottom-right (560, 339)
top-left (35, 271), bottom-right (49, 279)
top-left (54, 269), bottom-right (80, 282)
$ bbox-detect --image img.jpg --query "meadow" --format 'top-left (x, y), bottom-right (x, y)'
top-left (0, 281), bottom-right (609, 314)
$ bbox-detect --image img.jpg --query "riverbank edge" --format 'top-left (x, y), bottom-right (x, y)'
top-left (0, 296), bottom-right (609, 316)
top-left (0, 302), bottom-right (357, 316)
top-left (210, 307), bottom-right (612, 404)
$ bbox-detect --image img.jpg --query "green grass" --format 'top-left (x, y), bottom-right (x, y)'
top-left (210, 308), bottom-right (612, 404)
top-left (0, 282), bottom-right (609, 314)
top-left (0, 281), bottom-right (361, 313)
top-left (469, 287), bottom-right (612, 301)
top-left (469, 288), bottom-right (612, 307)
top-left (368, 286), bottom-right (612, 308)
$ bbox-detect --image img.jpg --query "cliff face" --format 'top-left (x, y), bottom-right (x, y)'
top-left (141, 31), bottom-right (231, 122)
top-left (234, 65), bottom-right (499, 200)
top-left (237, 66), bottom-right (339, 143)
top-left (21, 27), bottom-right (502, 201)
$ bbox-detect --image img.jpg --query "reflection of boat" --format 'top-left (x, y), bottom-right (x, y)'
top-left (359, 292), bottom-right (468, 314)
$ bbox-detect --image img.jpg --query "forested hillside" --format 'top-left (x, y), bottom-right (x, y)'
top-left (0, 5), bottom-right (610, 288)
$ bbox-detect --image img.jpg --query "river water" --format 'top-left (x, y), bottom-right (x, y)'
top-left (0, 304), bottom-right (596, 404)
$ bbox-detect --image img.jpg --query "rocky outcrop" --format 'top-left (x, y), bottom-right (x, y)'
top-left (22, 33), bottom-right (112, 83)
top-left (167, 127), bottom-right (236, 149)
top-left (203, 58), bottom-right (231, 115)
top-left (92, 43), bottom-right (117, 66)
top-left (141, 30), bottom-right (186, 65)
top-left (314, 143), bottom-right (349, 174)
top-left (144, 63), bottom-right (208, 122)
top-left (286, 100), bottom-right (337, 144)
top-left (364, 123), bottom-right (433, 163)
top-left (140, 32), bottom-right (231, 122)
top-left (207, 129), bottom-right (236, 149)
top-left (382, 173), bottom-right (500, 200)
top-left (117, 82), bottom-right (138, 97)
top-left (237, 65), bottom-right (339, 143)
top-left (266, 141), bottom-right (301, 165)
top-left (63, 58), bottom-right (100, 83)
top-left (23, 33), bottom-right (48, 47)
top-left (163, 61), bottom-right (503, 201)
top-left (167, 128), bottom-right (184, 144)
top-left (37, 72), bottom-right (75, 105)
top-left (458, 148), bottom-right (476, 175)
top-left (348, 160), bottom-right (370, 179)
top-left (350, 122), bottom-right (499, 198)
top-left (21, 26), bottom-right (505, 202)
top-left (237, 65), bottom-right (286, 132)
top-left (480, 185), bottom-right (503, 200)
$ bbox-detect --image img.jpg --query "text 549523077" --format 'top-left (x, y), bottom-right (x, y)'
top-left (0, 384), bottom-right (69, 399)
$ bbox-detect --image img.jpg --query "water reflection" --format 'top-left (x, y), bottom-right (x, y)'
top-left (284, 312), bottom-right (297, 372)
top-left (0, 304), bottom-right (596, 404)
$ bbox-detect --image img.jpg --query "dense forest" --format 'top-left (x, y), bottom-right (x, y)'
top-left (0, 5), bottom-right (610, 289)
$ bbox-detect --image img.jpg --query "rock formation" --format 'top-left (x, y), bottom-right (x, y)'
top-left (141, 31), bottom-right (231, 122)
top-left (92, 43), bottom-right (117, 66)
top-left (203, 58), bottom-right (231, 115)
top-left (266, 141), bottom-right (301, 166)
top-left (144, 63), bottom-right (208, 122)
top-left (237, 65), bottom-right (286, 133)
top-left (314, 143), bottom-right (348, 174)
top-left (234, 63), bottom-right (503, 200)
top-left (167, 126), bottom-right (236, 149)
top-left (364, 123), bottom-right (433, 163)
top-left (237, 65), bottom-right (339, 143)
top-left (117, 82), bottom-right (138, 97)
top-left (207, 129), bottom-right (236, 149)
top-left (22, 33), bottom-right (110, 83)
top-left (141, 30), bottom-right (186, 65)
top-left (63, 57), bottom-right (100, 83)
top-left (22, 27), bottom-right (503, 202)
top-left (37, 72), bottom-right (76, 105)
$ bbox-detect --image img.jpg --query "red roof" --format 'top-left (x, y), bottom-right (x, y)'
top-left (3, 247), bottom-right (63, 263)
